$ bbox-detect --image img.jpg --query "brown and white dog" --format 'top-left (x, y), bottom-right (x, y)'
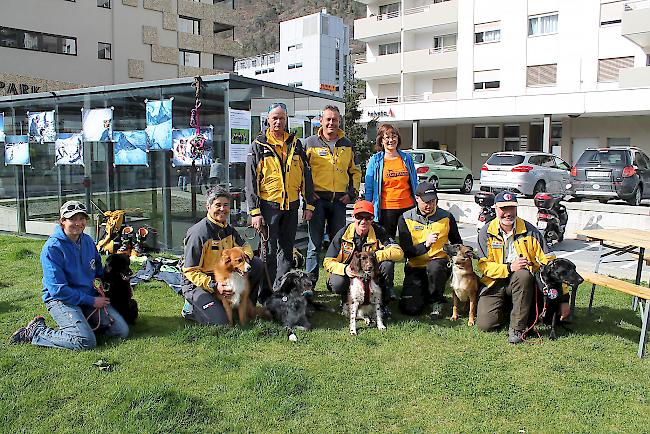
top-left (212, 247), bottom-right (253, 325)
top-left (344, 251), bottom-right (386, 336)
top-left (443, 244), bottom-right (480, 326)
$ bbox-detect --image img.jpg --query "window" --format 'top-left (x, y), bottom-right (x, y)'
top-left (98, 42), bottom-right (111, 60)
top-left (527, 64), bottom-right (557, 86)
top-left (97, 0), bottom-right (111, 8)
top-left (474, 70), bottom-right (500, 90)
top-left (178, 16), bottom-right (201, 35)
top-left (504, 125), bottom-right (520, 138)
top-left (287, 43), bottom-right (302, 51)
top-left (379, 2), bottom-right (400, 18)
top-left (0, 26), bottom-right (77, 55)
top-left (529, 13), bottom-right (558, 36)
top-left (601, 19), bottom-right (621, 25)
top-left (287, 62), bottom-right (302, 69)
top-left (475, 29), bottom-right (500, 43)
top-left (179, 50), bottom-right (200, 67)
top-left (288, 82), bottom-right (302, 87)
top-left (598, 56), bottom-right (634, 82)
top-left (433, 33), bottom-right (457, 52)
top-left (555, 157), bottom-right (571, 171)
top-left (473, 125), bottom-right (499, 139)
top-left (474, 80), bottom-right (500, 90)
top-left (600, 1), bottom-right (624, 26)
top-left (379, 42), bottom-right (400, 56)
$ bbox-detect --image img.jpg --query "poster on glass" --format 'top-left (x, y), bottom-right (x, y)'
top-left (113, 130), bottom-right (148, 166)
top-left (172, 127), bottom-right (213, 167)
top-left (27, 110), bottom-right (56, 143)
top-left (82, 107), bottom-right (114, 142)
top-left (288, 117), bottom-right (304, 139)
top-left (0, 113), bottom-right (5, 142)
top-left (229, 109), bottom-right (251, 164)
top-left (55, 133), bottom-right (83, 165)
top-left (4, 135), bottom-right (30, 165)
top-left (145, 98), bottom-right (173, 150)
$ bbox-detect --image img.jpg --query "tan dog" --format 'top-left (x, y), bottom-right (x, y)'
top-left (443, 244), bottom-right (479, 326)
top-left (344, 251), bottom-right (386, 336)
top-left (212, 247), bottom-right (253, 325)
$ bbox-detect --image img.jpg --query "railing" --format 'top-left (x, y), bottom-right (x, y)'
top-left (403, 0), bottom-right (451, 15)
top-left (370, 10), bottom-right (401, 20)
top-left (363, 92), bottom-right (457, 105)
top-left (354, 58), bottom-right (368, 64)
top-left (234, 51), bottom-right (281, 71)
top-left (625, 0), bottom-right (650, 10)
top-left (428, 45), bottom-right (457, 54)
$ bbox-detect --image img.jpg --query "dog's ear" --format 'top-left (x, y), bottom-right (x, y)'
top-left (443, 243), bottom-right (459, 257)
top-left (274, 271), bottom-right (293, 294)
top-left (466, 246), bottom-right (479, 260)
top-left (221, 248), bottom-right (231, 262)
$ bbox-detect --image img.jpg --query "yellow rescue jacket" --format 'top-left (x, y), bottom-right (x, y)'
top-left (398, 207), bottom-right (462, 268)
top-left (324, 222), bottom-right (404, 276)
top-left (477, 217), bottom-right (558, 290)
top-left (304, 128), bottom-right (361, 200)
top-left (245, 129), bottom-right (315, 216)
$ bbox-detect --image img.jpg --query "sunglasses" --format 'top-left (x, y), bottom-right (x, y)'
top-left (65, 203), bottom-right (87, 212)
top-left (355, 214), bottom-right (373, 222)
top-left (268, 102), bottom-right (288, 112)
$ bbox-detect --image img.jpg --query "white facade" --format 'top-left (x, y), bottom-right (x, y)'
top-left (234, 10), bottom-right (350, 97)
top-left (354, 0), bottom-right (650, 176)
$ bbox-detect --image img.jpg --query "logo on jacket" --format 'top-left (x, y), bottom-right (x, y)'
top-left (90, 259), bottom-right (96, 270)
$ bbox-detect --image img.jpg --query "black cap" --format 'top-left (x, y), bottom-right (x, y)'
top-left (494, 191), bottom-right (518, 207)
top-left (415, 182), bottom-right (438, 202)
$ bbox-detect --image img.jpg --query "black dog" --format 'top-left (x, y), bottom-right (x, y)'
top-left (535, 258), bottom-right (584, 340)
top-left (264, 270), bottom-right (312, 341)
top-left (103, 253), bottom-right (138, 325)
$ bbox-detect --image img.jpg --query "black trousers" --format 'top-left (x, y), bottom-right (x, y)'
top-left (260, 202), bottom-right (298, 289)
top-left (327, 261), bottom-right (395, 304)
top-left (379, 206), bottom-right (413, 238)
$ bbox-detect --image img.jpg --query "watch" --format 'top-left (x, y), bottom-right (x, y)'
top-left (208, 280), bottom-right (217, 291)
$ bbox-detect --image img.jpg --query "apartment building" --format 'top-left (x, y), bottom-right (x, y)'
top-left (234, 10), bottom-right (350, 97)
top-left (0, 0), bottom-right (242, 95)
top-left (354, 0), bottom-right (650, 175)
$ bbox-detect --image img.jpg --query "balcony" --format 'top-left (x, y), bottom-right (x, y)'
top-left (354, 11), bottom-right (401, 42)
top-left (620, 66), bottom-right (650, 87)
top-left (622, 0), bottom-right (650, 50)
top-left (403, 46), bottom-right (457, 75)
top-left (361, 92), bottom-right (457, 107)
top-left (355, 53), bottom-right (401, 80)
top-left (403, 0), bottom-right (458, 32)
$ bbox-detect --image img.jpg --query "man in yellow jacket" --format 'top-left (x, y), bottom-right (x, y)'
top-left (324, 200), bottom-right (404, 306)
top-left (245, 102), bottom-right (314, 288)
top-left (304, 105), bottom-right (361, 284)
top-left (477, 191), bottom-right (558, 344)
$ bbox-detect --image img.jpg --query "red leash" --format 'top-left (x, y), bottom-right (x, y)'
top-left (86, 279), bottom-right (111, 331)
top-left (522, 286), bottom-right (543, 343)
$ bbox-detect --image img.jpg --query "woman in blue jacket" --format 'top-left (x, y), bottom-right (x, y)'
top-left (365, 123), bottom-right (418, 238)
top-left (9, 201), bottom-right (129, 350)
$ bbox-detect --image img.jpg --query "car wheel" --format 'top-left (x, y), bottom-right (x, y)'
top-left (460, 176), bottom-right (473, 194)
top-left (626, 185), bottom-right (642, 206)
top-left (598, 198), bottom-right (609, 204)
top-left (428, 176), bottom-right (439, 190)
top-left (532, 180), bottom-right (546, 197)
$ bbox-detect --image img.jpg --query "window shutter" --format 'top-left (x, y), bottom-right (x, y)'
top-left (527, 64), bottom-right (557, 86)
top-left (598, 57), bottom-right (634, 82)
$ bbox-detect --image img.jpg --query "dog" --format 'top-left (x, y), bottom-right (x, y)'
top-left (344, 251), bottom-right (385, 336)
top-left (102, 253), bottom-right (138, 325)
top-left (535, 258), bottom-right (584, 340)
top-left (212, 247), bottom-right (254, 326)
top-left (264, 270), bottom-right (312, 341)
top-left (443, 244), bottom-right (480, 326)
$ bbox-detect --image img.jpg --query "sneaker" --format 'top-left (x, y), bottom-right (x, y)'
top-left (508, 328), bottom-right (525, 344)
top-left (429, 303), bottom-right (443, 320)
top-left (181, 301), bottom-right (193, 320)
top-left (9, 316), bottom-right (45, 344)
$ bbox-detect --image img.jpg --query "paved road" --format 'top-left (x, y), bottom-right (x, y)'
top-left (457, 222), bottom-right (650, 283)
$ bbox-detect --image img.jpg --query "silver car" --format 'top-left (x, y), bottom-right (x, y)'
top-left (480, 152), bottom-right (571, 197)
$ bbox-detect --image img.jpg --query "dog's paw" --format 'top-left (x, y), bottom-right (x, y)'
top-left (363, 318), bottom-right (371, 325)
top-left (349, 330), bottom-right (357, 336)
top-left (377, 324), bottom-right (386, 331)
top-left (467, 318), bottom-right (475, 326)
top-left (450, 314), bottom-right (459, 321)
top-left (288, 333), bottom-right (298, 342)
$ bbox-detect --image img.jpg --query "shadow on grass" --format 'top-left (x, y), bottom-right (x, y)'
top-left (568, 305), bottom-right (645, 344)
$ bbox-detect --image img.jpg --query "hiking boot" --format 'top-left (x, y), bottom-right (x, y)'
top-left (508, 328), bottom-right (525, 344)
top-left (429, 303), bottom-right (444, 320)
top-left (9, 316), bottom-right (45, 344)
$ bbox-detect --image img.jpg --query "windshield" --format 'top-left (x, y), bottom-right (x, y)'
top-left (577, 150), bottom-right (629, 166)
top-left (409, 152), bottom-right (425, 164)
top-left (486, 154), bottom-right (525, 166)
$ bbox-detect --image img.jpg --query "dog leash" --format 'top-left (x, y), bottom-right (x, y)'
top-left (86, 279), bottom-right (113, 331)
top-left (254, 222), bottom-right (275, 292)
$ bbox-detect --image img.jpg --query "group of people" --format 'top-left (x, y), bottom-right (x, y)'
top-left (10, 103), bottom-right (570, 351)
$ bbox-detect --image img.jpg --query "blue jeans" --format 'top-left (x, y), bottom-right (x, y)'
top-left (31, 300), bottom-right (129, 350)
top-left (307, 199), bottom-right (348, 283)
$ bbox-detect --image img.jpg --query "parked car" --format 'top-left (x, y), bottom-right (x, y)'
top-left (404, 149), bottom-right (474, 194)
top-left (480, 151), bottom-right (571, 197)
top-left (568, 147), bottom-right (650, 206)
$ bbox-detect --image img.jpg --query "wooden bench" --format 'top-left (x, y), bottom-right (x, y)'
top-left (578, 270), bottom-right (650, 358)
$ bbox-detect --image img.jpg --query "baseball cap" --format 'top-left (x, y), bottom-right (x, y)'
top-left (494, 191), bottom-right (518, 208)
top-left (60, 201), bottom-right (89, 219)
top-left (415, 182), bottom-right (438, 202)
top-left (353, 200), bottom-right (375, 217)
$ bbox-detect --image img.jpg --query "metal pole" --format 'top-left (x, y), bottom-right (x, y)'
top-left (161, 151), bottom-right (172, 249)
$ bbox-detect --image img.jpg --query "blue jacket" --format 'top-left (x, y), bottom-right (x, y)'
top-left (364, 150), bottom-right (418, 221)
top-left (40, 225), bottom-right (103, 306)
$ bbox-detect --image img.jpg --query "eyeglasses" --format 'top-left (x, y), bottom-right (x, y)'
top-left (268, 102), bottom-right (287, 112)
top-left (355, 214), bottom-right (373, 222)
top-left (66, 203), bottom-right (87, 212)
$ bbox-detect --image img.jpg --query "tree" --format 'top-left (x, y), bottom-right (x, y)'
top-left (343, 79), bottom-right (375, 173)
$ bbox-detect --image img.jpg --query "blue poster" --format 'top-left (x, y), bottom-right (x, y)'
top-left (55, 133), bottom-right (83, 165)
top-left (145, 98), bottom-right (173, 150)
top-left (113, 130), bottom-right (148, 166)
top-left (27, 110), bottom-right (56, 143)
top-left (172, 127), bottom-right (214, 167)
top-left (82, 107), bottom-right (113, 142)
top-left (0, 113), bottom-right (5, 142)
top-left (4, 135), bottom-right (30, 165)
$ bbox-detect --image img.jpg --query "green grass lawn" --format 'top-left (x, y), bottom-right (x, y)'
top-left (1, 234), bottom-right (649, 433)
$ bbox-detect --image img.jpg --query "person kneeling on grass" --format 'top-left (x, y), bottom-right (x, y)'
top-left (9, 201), bottom-right (129, 350)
